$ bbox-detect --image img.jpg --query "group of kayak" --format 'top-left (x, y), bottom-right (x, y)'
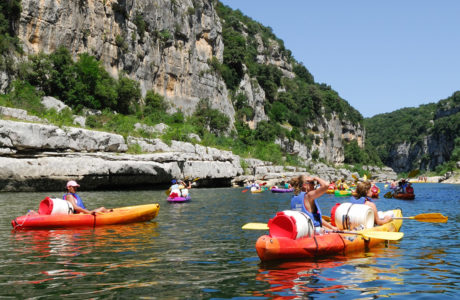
top-left (245, 181), bottom-right (294, 193)
top-left (244, 175), bottom-right (436, 262)
top-left (327, 180), bottom-right (381, 198)
top-left (11, 175), bottom-right (438, 263)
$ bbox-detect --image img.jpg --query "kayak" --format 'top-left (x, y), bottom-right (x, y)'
top-left (271, 188), bottom-right (294, 193)
top-left (326, 189), bottom-right (335, 194)
top-left (394, 193), bottom-right (415, 200)
top-left (334, 190), bottom-right (352, 197)
top-left (255, 209), bottom-right (402, 261)
top-left (251, 189), bottom-right (263, 193)
top-left (167, 196), bottom-right (191, 203)
top-left (12, 203), bottom-right (160, 230)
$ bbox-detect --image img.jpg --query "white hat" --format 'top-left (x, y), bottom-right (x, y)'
top-left (66, 180), bottom-right (80, 188)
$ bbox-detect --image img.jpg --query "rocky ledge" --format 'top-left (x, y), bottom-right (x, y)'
top-left (0, 109), bottom-right (398, 191)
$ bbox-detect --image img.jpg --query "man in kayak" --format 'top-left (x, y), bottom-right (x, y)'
top-left (290, 175), bottom-right (338, 231)
top-left (64, 180), bottom-right (111, 214)
top-left (350, 181), bottom-right (393, 226)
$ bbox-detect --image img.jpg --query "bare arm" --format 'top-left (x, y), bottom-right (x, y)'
top-left (306, 176), bottom-right (328, 200)
top-left (367, 202), bottom-right (392, 225)
top-left (65, 194), bottom-right (92, 214)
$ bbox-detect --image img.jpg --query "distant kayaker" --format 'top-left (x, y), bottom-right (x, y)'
top-left (350, 181), bottom-right (392, 226)
top-left (290, 175), bottom-right (338, 231)
top-left (64, 180), bottom-right (111, 214)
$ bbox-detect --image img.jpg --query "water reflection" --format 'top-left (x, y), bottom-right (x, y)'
top-left (255, 260), bottom-right (347, 299)
top-left (10, 222), bottom-right (160, 285)
top-left (255, 248), bottom-right (408, 299)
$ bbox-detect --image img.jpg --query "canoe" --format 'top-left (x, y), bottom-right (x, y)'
top-left (394, 193), bottom-right (415, 200)
top-left (167, 196), bottom-right (191, 203)
top-left (271, 188), bottom-right (294, 193)
top-left (11, 203), bottom-right (160, 230)
top-left (334, 190), bottom-right (352, 197)
top-left (255, 209), bottom-right (402, 261)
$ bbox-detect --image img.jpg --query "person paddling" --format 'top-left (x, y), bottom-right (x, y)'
top-left (64, 180), bottom-right (111, 214)
top-left (350, 181), bottom-right (392, 226)
top-left (289, 175), bottom-right (337, 231)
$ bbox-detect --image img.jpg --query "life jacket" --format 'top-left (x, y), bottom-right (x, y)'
top-left (290, 192), bottom-right (322, 227)
top-left (349, 196), bottom-right (373, 205)
top-left (63, 192), bottom-right (86, 210)
top-left (406, 185), bottom-right (414, 194)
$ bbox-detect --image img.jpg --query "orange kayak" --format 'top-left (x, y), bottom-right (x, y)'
top-left (11, 203), bottom-right (160, 230)
top-left (255, 209), bottom-right (402, 261)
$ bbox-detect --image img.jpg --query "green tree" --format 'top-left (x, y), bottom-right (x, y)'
top-left (193, 99), bottom-right (230, 135)
top-left (116, 75), bottom-right (141, 114)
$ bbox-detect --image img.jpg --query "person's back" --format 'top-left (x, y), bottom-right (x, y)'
top-left (354, 181), bottom-right (391, 226)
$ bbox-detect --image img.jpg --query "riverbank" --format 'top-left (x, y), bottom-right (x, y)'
top-left (0, 109), bottom-right (401, 191)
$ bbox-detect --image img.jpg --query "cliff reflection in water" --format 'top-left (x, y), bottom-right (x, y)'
top-left (255, 248), bottom-right (407, 299)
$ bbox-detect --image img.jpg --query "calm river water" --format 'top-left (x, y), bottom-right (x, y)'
top-left (1, 183), bottom-right (459, 299)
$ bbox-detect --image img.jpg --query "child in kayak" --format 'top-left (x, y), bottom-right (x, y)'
top-left (290, 175), bottom-right (338, 231)
top-left (350, 181), bottom-right (392, 226)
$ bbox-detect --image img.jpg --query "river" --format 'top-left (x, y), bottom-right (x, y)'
top-left (1, 183), bottom-right (459, 299)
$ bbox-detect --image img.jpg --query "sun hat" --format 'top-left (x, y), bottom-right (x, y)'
top-left (66, 180), bottom-right (80, 188)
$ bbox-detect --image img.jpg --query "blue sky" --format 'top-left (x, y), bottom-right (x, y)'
top-left (219, 0), bottom-right (460, 118)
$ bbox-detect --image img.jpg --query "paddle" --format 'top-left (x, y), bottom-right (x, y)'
top-left (334, 229), bottom-right (404, 241)
top-left (407, 169), bottom-right (420, 178)
top-left (383, 191), bottom-right (393, 198)
top-left (393, 213), bottom-right (448, 223)
top-left (241, 223), bottom-right (404, 240)
top-left (242, 222), bottom-right (268, 230)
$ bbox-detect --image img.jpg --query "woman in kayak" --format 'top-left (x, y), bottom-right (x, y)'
top-left (64, 180), bottom-right (111, 214)
top-left (350, 181), bottom-right (392, 225)
top-left (290, 175), bottom-right (338, 231)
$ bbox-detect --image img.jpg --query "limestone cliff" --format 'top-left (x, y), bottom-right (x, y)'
top-left (18, 0), bottom-right (235, 122)
top-left (11, 0), bottom-right (365, 164)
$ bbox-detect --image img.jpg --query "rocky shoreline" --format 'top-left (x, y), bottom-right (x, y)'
top-left (0, 107), bottom-right (402, 192)
top-left (3, 104), bottom-right (459, 192)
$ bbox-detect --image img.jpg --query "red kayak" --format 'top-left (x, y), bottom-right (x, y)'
top-left (255, 209), bottom-right (403, 261)
top-left (394, 193), bottom-right (415, 200)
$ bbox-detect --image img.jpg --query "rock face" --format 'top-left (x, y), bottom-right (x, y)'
top-left (18, 0), bottom-right (235, 124)
top-left (0, 119), bottom-right (244, 191)
top-left (12, 0), bottom-right (365, 164)
top-left (386, 102), bottom-right (460, 173)
top-left (0, 118), bottom-right (395, 191)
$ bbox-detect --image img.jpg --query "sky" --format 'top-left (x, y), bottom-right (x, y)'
top-left (219, 0), bottom-right (460, 118)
